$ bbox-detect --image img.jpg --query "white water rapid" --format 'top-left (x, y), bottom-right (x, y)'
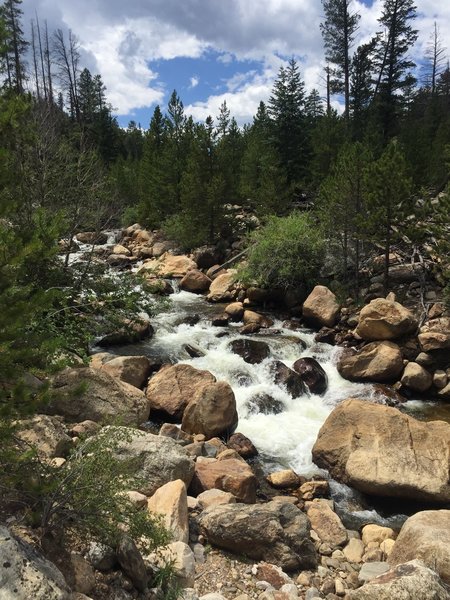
top-left (140, 289), bottom-right (376, 476)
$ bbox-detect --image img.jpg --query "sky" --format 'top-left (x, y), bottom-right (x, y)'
top-left (22, 0), bottom-right (450, 128)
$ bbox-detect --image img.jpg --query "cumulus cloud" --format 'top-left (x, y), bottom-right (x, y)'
top-left (22, 0), bottom-right (450, 120)
top-left (189, 76), bottom-right (200, 89)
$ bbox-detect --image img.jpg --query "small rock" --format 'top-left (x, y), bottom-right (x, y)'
top-left (358, 562), bottom-right (390, 583)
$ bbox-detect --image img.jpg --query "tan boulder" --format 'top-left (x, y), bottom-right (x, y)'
top-left (180, 269), bottom-right (212, 293)
top-left (133, 229), bottom-right (153, 244)
top-left (243, 310), bottom-right (274, 328)
top-left (355, 298), bottom-right (418, 341)
top-left (337, 341), bottom-right (403, 382)
top-left (418, 317), bottom-right (450, 352)
top-left (343, 538), bottom-right (365, 563)
top-left (267, 470), bottom-right (301, 489)
top-left (146, 364), bottom-right (216, 420)
top-left (225, 302), bottom-right (244, 321)
top-left (361, 524), bottom-right (395, 546)
top-left (152, 240), bottom-right (177, 257)
top-left (100, 355), bottom-right (152, 389)
top-left (302, 286), bottom-right (340, 328)
top-left (16, 415), bottom-right (72, 459)
top-left (89, 352), bottom-right (115, 369)
top-left (197, 489), bottom-right (237, 510)
top-left (182, 381), bottom-right (238, 439)
top-left (438, 383), bottom-right (450, 400)
top-left (157, 254), bottom-right (197, 278)
top-left (147, 480), bottom-right (189, 543)
top-left (312, 398), bottom-right (450, 502)
top-left (112, 244), bottom-right (131, 256)
top-left (305, 499), bottom-right (348, 548)
top-left (152, 542), bottom-right (195, 588)
top-left (400, 362), bottom-right (432, 392)
top-left (207, 271), bottom-right (237, 302)
top-left (190, 458), bottom-right (257, 503)
top-left (389, 510), bottom-right (450, 583)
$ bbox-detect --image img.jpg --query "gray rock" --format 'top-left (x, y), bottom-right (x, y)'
top-left (16, 415), bottom-right (72, 458)
top-left (0, 526), bottom-right (69, 599)
top-left (358, 562), bottom-right (390, 583)
top-left (101, 426), bottom-right (194, 496)
top-left (117, 535), bottom-right (148, 592)
top-left (349, 560), bottom-right (450, 599)
top-left (199, 501), bottom-right (317, 571)
top-left (85, 542), bottom-right (116, 571)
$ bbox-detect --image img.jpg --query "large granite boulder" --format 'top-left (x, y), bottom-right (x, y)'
top-left (347, 560), bottom-right (450, 599)
top-left (207, 271), bottom-right (237, 302)
top-left (157, 254), bottom-right (197, 278)
top-left (100, 355), bottom-right (153, 389)
top-left (146, 364), bottom-right (216, 420)
top-left (302, 286), bottom-right (340, 328)
top-left (401, 362), bottom-right (433, 393)
top-left (16, 415), bottom-right (72, 459)
top-left (181, 381), bottom-right (238, 438)
top-left (389, 510), bottom-right (450, 583)
top-left (337, 341), bottom-right (403, 382)
top-left (355, 298), bottom-right (418, 341)
top-left (180, 270), bottom-right (212, 293)
top-left (147, 480), bottom-right (189, 544)
top-left (312, 398), bottom-right (450, 502)
top-left (48, 367), bottom-right (150, 426)
top-left (191, 458), bottom-right (257, 503)
top-left (0, 526), bottom-right (70, 599)
top-left (99, 426), bottom-right (194, 496)
top-left (292, 357), bottom-right (328, 395)
top-left (418, 317), bottom-right (450, 352)
top-left (199, 501), bottom-right (317, 571)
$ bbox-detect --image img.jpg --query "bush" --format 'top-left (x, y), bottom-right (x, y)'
top-left (239, 212), bottom-right (325, 290)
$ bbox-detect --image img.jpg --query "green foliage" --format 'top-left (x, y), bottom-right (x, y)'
top-left (240, 212), bottom-right (326, 290)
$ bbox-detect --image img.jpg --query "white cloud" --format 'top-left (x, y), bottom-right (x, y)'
top-left (189, 76), bottom-right (200, 89)
top-left (23, 0), bottom-right (450, 119)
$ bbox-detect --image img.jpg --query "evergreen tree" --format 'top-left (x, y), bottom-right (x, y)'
top-left (0, 0), bottom-right (28, 93)
top-left (350, 38), bottom-right (377, 139)
top-left (268, 58), bottom-right (308, 186)
top-left (305, 88), bottom-right (325, 124)
top-left (364, 140), bottom-right (413, 292)
top-left (320, 0), bottom-right (360, 123)
top-left (372, 0), bottom-right (418, 140)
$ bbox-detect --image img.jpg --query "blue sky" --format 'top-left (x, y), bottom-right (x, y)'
top-left (23, 0), bottom-right (449, 127)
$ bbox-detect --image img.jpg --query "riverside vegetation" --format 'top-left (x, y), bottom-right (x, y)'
top-left (1, 0), bottom-right (450, 599)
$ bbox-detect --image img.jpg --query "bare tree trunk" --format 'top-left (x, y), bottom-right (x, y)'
top-left (31, 21), bottom-right (41, 99)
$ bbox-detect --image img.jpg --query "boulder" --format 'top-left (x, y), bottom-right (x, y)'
top-left (401, 362), bottom-right (433, 393)
top-left (149, 541), bottom-right (195, 588)
top-left (157, 255), bottom-right (197, 278)
top-left (355, 298), bottom-right (418, 341)
top-left (389, 510), bottom-right (450, 583)
top-left (190, 458), bottom-right (257, 503)
top-left (116, 535), bottom-right (148, 592)
top-left (292, 358), bottom-right (328, 395)
top-left (243, 310), bottom-right (274, 329)
top-left (337, 342), bottom-right (403, 383)
top-left (76, 231), bottom-right (107, 245)
top-left (106, 254), bottom-right (134, 267)
top-left (362, 524), bottom-right (395, 546)
top-left (302, 286), bottom-right (340, 328)
top-left (180, 270), bottom-right (212, 293)
top-left (197, 489), bottom-right (237, 510)
top-left (100, 426), bottom-right (194, 496)
top-left (111, 244), bottom-right (131, 256)
top-left (152, 240), bottom-right (177, 257)
top-left (147, 480), bottom-right (189, 543)
top-left (267, 470), bottom-right (301, 489)
top-left (270, 361), bottom-right (307, 398)
top-left (192, 246), bottom-right (222, 269)
top-left (48, 367), bottom-right (150, 426)
top-left (245, 393), bottom-right (284, 416)
top-left (305, 499), bottom-right (348, 548)
top-left (230, 339), bottom-right (270, 364)
top-left (0, 525), bottom-right (70, 599)
top-left (100, 355), bottom-right (153, 389)
top-left (146, 364), bottom-right (216, 420)
top-left (438, 383), bottom-right (450, 400)
top-left (182, 381), bottom-right (238, 438)
top-left (225, 302), bottom-right (244, 322)
top-left (227, 432), bottom-right (258, 458)
top-left (418, 317), bottom-right (450, 352)
top-left (207, 271), bottom-right (237, 302)
top-left (347, 560), bottom-right (450, 600)
top-left (16, 415), bottom-right (72, 458)
top-left (199, 501), bottom-right (317, 571)
top-left (312, 398), bottom-right (450, 502)
top-left (98, 318), bottom-right (153, 347)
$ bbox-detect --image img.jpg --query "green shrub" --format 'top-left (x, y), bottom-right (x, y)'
top-left (239, 212), bottom-right (326, 290)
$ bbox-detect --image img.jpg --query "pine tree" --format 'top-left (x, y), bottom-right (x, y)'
top-left (320, 0), bottom-right (360, 123)
top-left (268, 58), bottom-right (308, 186)
top-left (0, 0), bottom-right (28, 93)
top-left (372, 0), bottom-right (418, 140)
top-left (350, 38), bottom-right (377, 139)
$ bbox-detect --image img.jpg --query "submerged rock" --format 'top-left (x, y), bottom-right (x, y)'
top-left (270, 361), bottom-right (307, 398)
top-left (292, 357), bottom-right (328, 395)
top-left (230, 338), bottom-right (270, 364)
